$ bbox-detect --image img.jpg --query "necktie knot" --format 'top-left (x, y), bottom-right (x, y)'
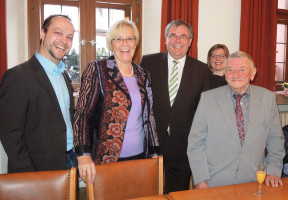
top-left (233, 94), bottom-right (243, 102)
top-left (173, 60), bottom-right (179, 66)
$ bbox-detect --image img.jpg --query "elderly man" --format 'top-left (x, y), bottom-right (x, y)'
top-left (140, 20), bottom-right (210, 193)
top-left (187, 51), bottom-right (285, 188)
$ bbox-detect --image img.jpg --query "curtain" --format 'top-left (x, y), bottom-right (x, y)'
top-left (161, 0), bottom-right (199, 58)
top-left (239, 0), bottom-right (277, 91)
top-left (0, 0), bottom-right (7, 82)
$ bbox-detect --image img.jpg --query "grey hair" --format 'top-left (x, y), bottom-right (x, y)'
top-left (165, 19), bottom-right (193, 39)
top-left (224, 51), bottom-right (255, 71)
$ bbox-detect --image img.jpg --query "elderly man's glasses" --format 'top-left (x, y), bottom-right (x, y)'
top-left (211, 54), bottom-right (226, 59)
top-left (168, 34), bottom-right (190, 41)
top-left (112, 37), bottom-right (136, 44)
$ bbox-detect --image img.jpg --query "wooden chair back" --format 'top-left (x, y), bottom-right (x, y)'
top-left (0, 167), bottom-right (77, 200)
top-left (87, 156), bottom-right (163, 200)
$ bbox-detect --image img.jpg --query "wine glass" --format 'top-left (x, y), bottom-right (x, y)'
top-left (254, 164), bottom-right (266, 196)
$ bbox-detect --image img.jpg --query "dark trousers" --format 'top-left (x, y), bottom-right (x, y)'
top-left (164, 158), bottom-right (191, 194)
top-left (66, 150), bottom-right (78, 170)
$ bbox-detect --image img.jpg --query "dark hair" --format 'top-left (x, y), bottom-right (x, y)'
top-left (207, 44), bottom-right (230, 72)
top-left (165, 19), bottom-right (193, 39)
top-left (40, 14), bottom-right (71, 45)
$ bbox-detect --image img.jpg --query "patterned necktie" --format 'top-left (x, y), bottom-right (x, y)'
top-left (234, 94), bottom-right (245, 146)
top-left (169, 60), bottom-right (179, 106)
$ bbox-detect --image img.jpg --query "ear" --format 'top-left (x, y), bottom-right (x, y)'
top-left (188, 38), bottom-right (192, 46)
top-left (250, 67), bottom-right (257, 81)
top-left (40, 29), bottom-right (45, 42)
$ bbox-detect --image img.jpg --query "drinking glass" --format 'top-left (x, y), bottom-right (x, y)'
top-left (254, 164), bottom-right (266, 196)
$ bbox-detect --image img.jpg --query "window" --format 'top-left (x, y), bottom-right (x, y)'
top-left (28, 0), bottom-right (142, 90)
top-left (276, 0), bottom-right (288, 90)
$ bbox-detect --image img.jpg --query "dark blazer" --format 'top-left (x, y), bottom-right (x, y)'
top-left (140, 51), bottom-right (210, 160)
top-left (0, 55), bottom-right (73, 172)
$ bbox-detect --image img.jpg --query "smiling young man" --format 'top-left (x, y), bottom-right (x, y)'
top-left (187, 51), bottom-right (285, 189)
top-left (0, 15), bottom-right (76, 172)
top-left (140, 19), bottom-right (210, 193)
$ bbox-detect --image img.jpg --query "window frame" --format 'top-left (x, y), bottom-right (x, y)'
top-left (275, 5), bottom-right (288, 90)
top-left (27, 0), bottom-right (142, 90)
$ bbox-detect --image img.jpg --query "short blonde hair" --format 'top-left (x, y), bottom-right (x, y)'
top-left (106, 19), bottom-right (140, 51)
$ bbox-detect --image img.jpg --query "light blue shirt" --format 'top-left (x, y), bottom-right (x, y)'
top-left (35, 52), bottom-right (73, 151)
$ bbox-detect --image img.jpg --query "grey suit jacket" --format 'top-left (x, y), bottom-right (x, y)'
top-left (187, 85), bottom-right (285, 187)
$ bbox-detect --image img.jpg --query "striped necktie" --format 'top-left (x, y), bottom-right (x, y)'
top-left (169, 60), bottom-right (179, 106)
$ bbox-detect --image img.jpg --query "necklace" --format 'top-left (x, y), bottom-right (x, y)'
top-left (120, 67), bottom-right (134, 77)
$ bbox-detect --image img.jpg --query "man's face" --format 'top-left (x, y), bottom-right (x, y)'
top-left (39, 17), bottom-right (75, 65)
top-left (166, 25), bottom-right (192, 60)
top-left (225, 58), bottom-right (256, 94)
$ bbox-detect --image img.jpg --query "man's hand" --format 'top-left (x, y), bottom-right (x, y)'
top-left (195, 180), bottom-right (209, 189)
top-left (77, 155), bottom-right (96, 184)
top-left (265, 175), bottom-right (283, 187)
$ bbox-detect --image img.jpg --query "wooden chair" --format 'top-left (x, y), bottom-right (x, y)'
top-left (87, 156), bottom-right (164, 200)
top-left (0, 167), bottom-right (77, 200)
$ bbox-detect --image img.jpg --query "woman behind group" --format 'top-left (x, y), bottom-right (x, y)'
top-left (73, 19), bottom-right (159, 183)
top-left (207, 44), bottom-right (229, 89)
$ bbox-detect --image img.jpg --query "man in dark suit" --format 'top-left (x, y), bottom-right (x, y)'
top-left (0, 15), bottom-right (76, 172)
top-left (140, 19), bottom-right (210, 193)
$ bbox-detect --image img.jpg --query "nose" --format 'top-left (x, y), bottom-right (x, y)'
top-left (233, 70), bottom-right (241, 77)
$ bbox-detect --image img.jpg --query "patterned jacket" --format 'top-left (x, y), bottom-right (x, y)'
top-left (73, 56), bottom-right (159, 164)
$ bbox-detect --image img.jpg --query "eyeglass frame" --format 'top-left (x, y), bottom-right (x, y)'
top-left (112, 36), bottom-right (136, 44)
top-left (168, 33), bottom-right (190, 41)
top-left (210, 54), bottom-right (226, 59)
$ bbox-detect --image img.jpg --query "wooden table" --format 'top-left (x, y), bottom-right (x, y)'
top-left (128, 195), bottom-right (168, 200)
top-left (166, 177), bottom-right (288, 200)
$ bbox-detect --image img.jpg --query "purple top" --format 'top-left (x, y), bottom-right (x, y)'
top-left (119, 76), bottom-right (144, 158)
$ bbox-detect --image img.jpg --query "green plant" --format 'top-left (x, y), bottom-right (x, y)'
top-left (282, 82), bottom-right (288, 88)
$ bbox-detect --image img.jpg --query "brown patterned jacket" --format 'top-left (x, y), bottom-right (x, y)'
top-left (73, 56), bottom-right (159, 164)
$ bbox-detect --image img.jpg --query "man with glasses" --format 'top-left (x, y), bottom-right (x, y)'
top-left (140, 19), bottom-right (210, 193)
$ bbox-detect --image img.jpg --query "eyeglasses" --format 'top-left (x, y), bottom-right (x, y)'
top-left (211, 54), bottom-right (226, 59)
top-left (168, 34), bottom-right (190, 41)
top-left (112, 37), bottom-right (136, 44)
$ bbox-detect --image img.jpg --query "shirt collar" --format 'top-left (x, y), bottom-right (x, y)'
top-left (35, 51), bottom-right (66, 76)
top-left (167, 53), bottom-right (186, 65)
top-left (229, 85), bottom-right (250, 98)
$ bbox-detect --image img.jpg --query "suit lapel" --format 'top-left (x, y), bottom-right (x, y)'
top-left (173, 56), bottom-right (190, 106)
top-left (134, 65), bottom-right (147, 107)
top-left (63, 70), bottom-right (74, 118)
top-left (106, 58), bottom-right (129, 95)
top-left (157, 52), bottom-right (170, 107)
top-left (30, 56), bottom-right (65, 121)
top-left (217, 86), bottom-right (241, 146)
top-left (244, 85), bottom-right (257, 145)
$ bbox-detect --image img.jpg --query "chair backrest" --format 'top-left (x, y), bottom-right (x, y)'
top-left (0, 167), bottom-right (77, 200)
top-left (87, 156), bottom-right (163, 200)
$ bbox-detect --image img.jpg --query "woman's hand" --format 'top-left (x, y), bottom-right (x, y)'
top-left (77, 155), bottom-right (96, 184)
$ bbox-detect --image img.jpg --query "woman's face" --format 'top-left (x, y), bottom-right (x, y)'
top-left (210, 48), bottom-right (227, 72)
top-left (112, 26), bottom-right (137, 66)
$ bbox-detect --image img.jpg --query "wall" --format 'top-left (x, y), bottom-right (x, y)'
top-left (6, 0), bottom-right (241, 67)
top-left (142, 0), bottom-right (162, 55)
top-left (142, 0), bottom-right (241, 63)
top-left (6, 0), bottom-right (28, 69)
top-left (198, 0), bottom-right (241, 62)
